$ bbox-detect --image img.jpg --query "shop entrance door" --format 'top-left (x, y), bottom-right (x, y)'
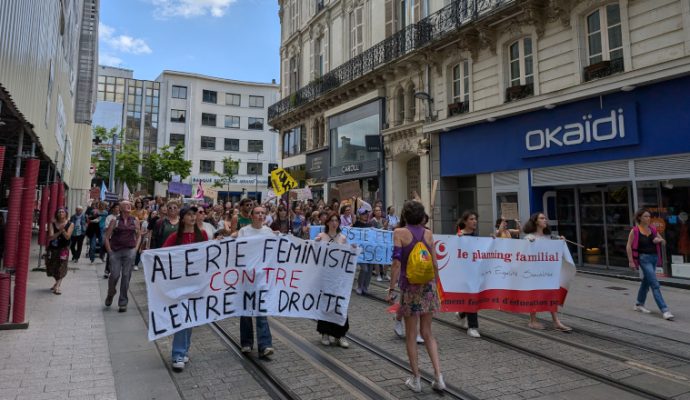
top-left (556, 185), bottom-right (631, 269)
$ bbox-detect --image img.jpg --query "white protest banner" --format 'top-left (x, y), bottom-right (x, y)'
top-left (142, 235), bottom-right (361, 341)
top-left (433, 236), bottom-right (576, 313)
top-left (310, 226), bottom-right (393, 265)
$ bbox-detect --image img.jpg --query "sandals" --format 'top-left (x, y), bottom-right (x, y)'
top-left (554, 324), bottom-right (572, 332)
top-left (54, 288), bottom-right (62, 295)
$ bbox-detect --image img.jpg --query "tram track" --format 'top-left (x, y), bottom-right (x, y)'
top-left (363, 283), bottom-right (685, 400)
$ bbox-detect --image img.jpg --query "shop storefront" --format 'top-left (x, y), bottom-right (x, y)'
top-left (328, 100), bottom-right (384, 204)
top-left (440, 75), bottom-right (690, 278)
top-left (306, 148), bottom-right (329, 202)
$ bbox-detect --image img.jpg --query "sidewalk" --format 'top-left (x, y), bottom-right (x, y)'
top-left (0, 239), bottom-right (180, 400)
top-left (577, 265), bottom-right (690, 290)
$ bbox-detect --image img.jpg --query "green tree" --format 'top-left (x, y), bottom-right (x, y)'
top-left (213, 156), bottom-right (240, 203)
top-left (115, 143), bottom-right (143, 188)
top-left (143, 144), bottom-right (192, 184)
top-left (90, 126), bottom-right (142, 189)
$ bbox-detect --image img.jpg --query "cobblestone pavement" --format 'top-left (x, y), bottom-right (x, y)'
top-left (7, 242), bottom-right (690, 400)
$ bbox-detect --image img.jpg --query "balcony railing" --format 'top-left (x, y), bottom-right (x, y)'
top-left (505, 83), bottom-right (534, 103)
top-left (583, 58), bottom-right (624, 82)
top-left (269, 0), bottom-right (514, 122)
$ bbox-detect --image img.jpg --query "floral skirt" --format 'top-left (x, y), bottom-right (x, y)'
top-left (46, 247), bottom-right (69, 280)
top-left (397, 282), bottom-right (440, 318)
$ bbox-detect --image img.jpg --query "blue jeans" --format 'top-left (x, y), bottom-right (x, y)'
top-left (240, 317), bottom-right (272, 352)
top-left (88, 230), bottom-right (103, 261)
top-left (171, 328), bottom-right (192, 361)
top-left (637, 254), bottom-right (669, 312)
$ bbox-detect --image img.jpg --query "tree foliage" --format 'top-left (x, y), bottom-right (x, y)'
top-left (143, 144), bottom-right (192, 183)
top-left (212, 156), bottom-right (240, 189)
top-left (90, 126), bottom-right (141, 188)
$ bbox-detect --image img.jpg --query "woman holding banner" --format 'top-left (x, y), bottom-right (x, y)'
top-left (523, 213), bottom-right (572, 332)
top-left (162, 205), bottom-right (209, 372)
top-left (314, 212), bottom-right (351, 348)
top-left (386, 201), bottom-right (445, 393)
top-left (456, 210), bottom-right (482, 338)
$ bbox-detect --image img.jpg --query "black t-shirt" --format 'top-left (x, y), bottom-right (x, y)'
top-left (352, 220), bottom-right (371, 228)
top-left (638, 231), bottom-right (657, 254)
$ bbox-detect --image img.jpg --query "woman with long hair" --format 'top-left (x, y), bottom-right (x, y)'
top-left (523, 212), bottom-right (572, 331)
top-left (270, 206), bottom-right (290, 234)
top-left (162, 206), bottom-right (209, 372)
top-left (386, 201), bottom-right (445, 393)
top-left (455, 210), bottom-right (481, 338)
top-left (46, 208), bottom-right (74, 295)
top-left (495, 217), bottom-right (521, 238)
top-left (314, 212), bottom-right (350, 348)
top-left (626, 208), bottom-right (674, 320)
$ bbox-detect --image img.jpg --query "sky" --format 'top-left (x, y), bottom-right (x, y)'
top-left (99, 0), bottom-right (281, 83)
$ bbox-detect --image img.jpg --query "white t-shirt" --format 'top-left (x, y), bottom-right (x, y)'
top-left (202, 222), bottom-right (216, 241)
top-left (238, 225), bottom-right (275, 237)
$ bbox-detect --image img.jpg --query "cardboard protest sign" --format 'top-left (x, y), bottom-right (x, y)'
top-left (434, 235), bottom-right (576, 313)
top-left (291, 187), bottom-right (312, 201)
top-left (500, 203), bottom-right (519, 220)
top-left (270, 168), bottom-right (298, 196)
top-left (310, 226), bottom-right (393, 265)
top-left (142, 235), bottom-right (361, 341)
top-left (337, 180), bottom-right (361, 200)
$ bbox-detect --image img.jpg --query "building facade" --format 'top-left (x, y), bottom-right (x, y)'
top-left (269, 0), bottom-right (690, 278)
top-left (157, 71), bottom-right (279, 203)
top-left (93, 65), bottom-right (161, 193)
top-left (0, 0), bottom-right (99, 211)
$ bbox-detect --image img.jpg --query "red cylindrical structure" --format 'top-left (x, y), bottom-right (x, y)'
top-left (48, 182), bottom-right (58, 226)
top-left (57, 180), bottom-right (65, 209)
top-left (37, 185), bottom-right (51, 246)
top-left (0, 273), bottom-right (10, 324)
top-left (3, 177), bottom-right (24, 270)
top-left (0, 146), bottom-right (5, 186)
top-left (13, 158), bottom-right (40, 324)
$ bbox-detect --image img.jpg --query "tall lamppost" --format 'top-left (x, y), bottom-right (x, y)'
top-left (255, 150), bottom-right (263, 200)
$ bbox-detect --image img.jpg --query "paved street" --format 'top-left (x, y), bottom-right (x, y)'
top-left (2, 240), bottom-right (690, 400)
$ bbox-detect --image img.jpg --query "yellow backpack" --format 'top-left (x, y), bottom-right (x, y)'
top-left (406, 241), bottom-right (435, 284)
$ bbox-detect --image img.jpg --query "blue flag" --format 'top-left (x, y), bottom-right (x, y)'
top-left (100, 181), bottom-right (107, 201)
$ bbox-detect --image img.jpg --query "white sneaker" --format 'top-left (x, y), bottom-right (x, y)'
top-left (376, 275), bottom-right (383, 282)
top-left (456, 313), bottom-right (468, 329)
top-left (405, 376), bottom-right (422, 393)
top-left (172, 360), bottom-right (185, 372)
top-left (394, 319), bottom-right (404, 338)
top-left (182, 356), bottom-right (189, 363)
top-left (416, 334), bottom-right (424, 344)
top-left (133, 265), bottom-right (139, 271)
top-left (467, 328), bottom-right (481, 338)
top-left (321, 334), bottom-right (331, 346)
top-left (663, 311), bottom-right (675, 320)
top-left (240, 346), bottom-right (251, 353)
top-left (261, 347), bottom-right (274, 357)
top-left (431, 374), bottom-right (446, 391)
top-left (336, 338), bottom-right (350, 348)
top-left (634, 305), bottom-right (652, 314)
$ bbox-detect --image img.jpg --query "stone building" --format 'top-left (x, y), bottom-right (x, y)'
top-left (269, 0), bottom-right (690, 277)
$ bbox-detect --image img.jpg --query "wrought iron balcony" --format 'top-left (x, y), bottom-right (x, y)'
top-left (448, 101), bottom-right (469, 116)
top-left (505, 83), bottom-right (534, 103)
top-left (269, 0), bottom-right (515, 123)
top-left (583, 58), bottom-right (625, 82)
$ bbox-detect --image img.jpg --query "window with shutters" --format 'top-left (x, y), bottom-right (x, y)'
top-left (349, 6), bottom-right (363, 58)
top-left (290, 0), bottom-right (298, 35)
top-left (289, 56), bottom-right (299, 93)
top-left (314, 37), bottom-right (324, 77)
top-left (586, 4), bottom-right (622, 66)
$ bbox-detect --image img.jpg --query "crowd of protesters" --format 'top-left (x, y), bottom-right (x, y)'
top-left (39, 190), bottom-right (676, 394)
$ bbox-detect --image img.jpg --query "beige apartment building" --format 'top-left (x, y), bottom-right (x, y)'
top-left (269, 0), bottom-right (690, 277)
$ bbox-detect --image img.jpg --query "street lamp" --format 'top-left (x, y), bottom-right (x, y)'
top-left (255, 150), bottom-right (263, 201)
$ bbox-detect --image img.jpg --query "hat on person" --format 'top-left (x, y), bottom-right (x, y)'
top-left (357, 207), bottom-right (369, 215)
top-left (179, 205), bottom-right (198, 220)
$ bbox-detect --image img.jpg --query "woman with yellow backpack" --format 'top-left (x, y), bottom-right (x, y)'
top-left (386, 201), bottom-right (445, 393)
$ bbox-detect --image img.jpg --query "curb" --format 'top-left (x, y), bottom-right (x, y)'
top-left (577, 269), bottom-right (690, 290)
